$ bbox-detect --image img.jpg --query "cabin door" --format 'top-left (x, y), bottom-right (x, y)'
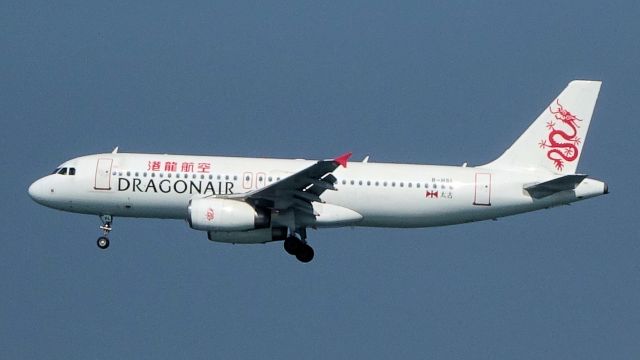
top-left (473, 173), bottom-right (491, 206)
top-left (94, 158), bottom-right (113, 190)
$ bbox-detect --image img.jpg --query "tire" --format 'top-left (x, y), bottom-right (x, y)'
top-left (283, 236), bottom-right (300, 255)
top-left (97, 236), bottom-right (110, 249)
top-left (295, 245), bottom-right (314, 263)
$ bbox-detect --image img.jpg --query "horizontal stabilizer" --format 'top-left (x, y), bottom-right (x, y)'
top-left (524, 174), bottom-right (588, 199)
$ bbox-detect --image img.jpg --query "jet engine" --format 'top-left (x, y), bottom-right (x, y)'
top-left (207, 227), bottom-right (287, 244)
top-left (188, 198), bottom-right (270, 231)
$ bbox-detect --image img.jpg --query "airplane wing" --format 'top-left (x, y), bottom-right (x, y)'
top-left (220, 152), bottom-right (352, 214)
top-left (524, 174), bottom-right (588, 199)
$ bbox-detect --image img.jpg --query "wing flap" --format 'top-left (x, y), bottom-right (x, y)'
top-left (218, 152), bottom-right (351, 212)
top-left (293, 190), bottom-right (323, 203)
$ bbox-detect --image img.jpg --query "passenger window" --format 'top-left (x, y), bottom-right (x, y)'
top-left (69, 168), bottom-right (76, 175)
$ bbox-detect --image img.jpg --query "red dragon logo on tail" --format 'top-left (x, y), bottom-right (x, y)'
top-left (538, 100), bottom-right (582, 171)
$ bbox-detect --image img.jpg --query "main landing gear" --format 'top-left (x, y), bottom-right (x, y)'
top-left (283, 228), bottom-right (314, 263)
top-left (97, 214), bottom-right (112, 249)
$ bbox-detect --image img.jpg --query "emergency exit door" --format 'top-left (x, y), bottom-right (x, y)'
top-left (473, 173), bottom-right (491, 206)
top-left (94, 158), bottom-right (113, 190)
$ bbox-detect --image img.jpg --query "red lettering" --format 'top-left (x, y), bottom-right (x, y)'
top-left (181, 162), bottom-right (195, 172)
top-left (197, 162), bottom-right (211, 173)
top-left (164, 161), bottom-right (177, 172)
top-left (148, 161), bottom-right (161, 171)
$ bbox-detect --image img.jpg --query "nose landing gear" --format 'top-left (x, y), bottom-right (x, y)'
top-left (97, 215), bottom-right (113, 249)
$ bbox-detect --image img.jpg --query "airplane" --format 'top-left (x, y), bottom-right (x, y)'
top-left (28, 80), bottom-right (607, 263)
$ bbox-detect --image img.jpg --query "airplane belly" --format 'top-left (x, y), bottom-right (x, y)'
top-left (297, 203), bottom-right (363, 228)
top-left (323, 188), bottom-right (471, 228)
top-left (71, 189), bottom-right (189, 219)
top-left (325, 181), bottom-right (533, 228)
top-left (118, 193), bottom-right (189, 219)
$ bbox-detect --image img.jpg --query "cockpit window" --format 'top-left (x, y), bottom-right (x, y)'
top-left (52, 167), bottom-right (75, 175)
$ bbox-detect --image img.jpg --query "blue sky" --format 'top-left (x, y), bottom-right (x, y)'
top-left (2, 1), bottom-right (639, 359)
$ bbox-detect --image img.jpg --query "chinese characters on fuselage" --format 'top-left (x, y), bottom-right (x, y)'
top-left (147, 160), bottom-right (211, 174)
top-left (118, 160), bottom-right (233, 195)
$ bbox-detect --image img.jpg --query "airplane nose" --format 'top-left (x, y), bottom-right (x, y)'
top-left (28, 178), bottom-right (48, 204)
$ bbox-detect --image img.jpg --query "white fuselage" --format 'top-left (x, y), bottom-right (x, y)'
top-left (26, 81), bottom-right (607, 261)
top-left (28, 153), bottom-right (607, 229)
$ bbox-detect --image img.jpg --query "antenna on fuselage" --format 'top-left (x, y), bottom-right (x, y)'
top-left (112, 146), bottom-right (119, 154)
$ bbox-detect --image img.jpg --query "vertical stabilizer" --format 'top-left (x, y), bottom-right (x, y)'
top-left (485, 80), bottom-right (601, 174)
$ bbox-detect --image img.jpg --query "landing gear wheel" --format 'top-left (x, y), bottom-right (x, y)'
top-left (97, 215), bottom-right (113, 250)
top-left (284, 236), bottom-right (302, 255)
top-left (97, 236), bottom-right (110, 249)
top-left (295, 244), bottom-right (314, 263)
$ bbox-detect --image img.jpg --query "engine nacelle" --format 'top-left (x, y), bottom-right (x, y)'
top-left (208, 227), bottom-right (287, 244)
top-left (188, 198), bottom-right (270, 231)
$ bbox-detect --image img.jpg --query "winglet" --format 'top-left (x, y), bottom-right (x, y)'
top-left (334, 152), bottom-right (353, 168)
